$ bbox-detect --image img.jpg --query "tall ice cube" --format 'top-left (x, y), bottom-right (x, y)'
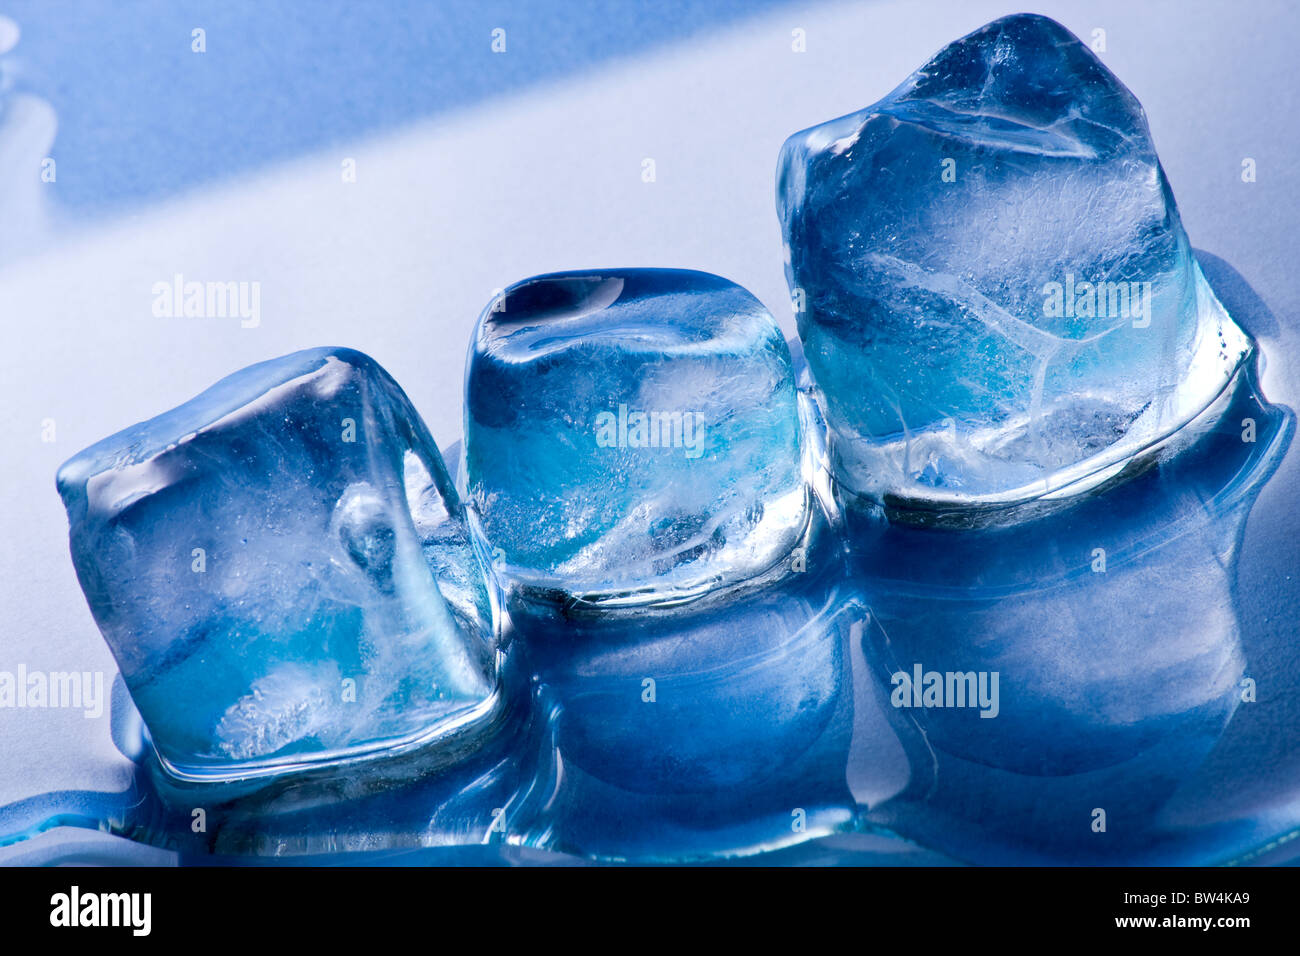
top-left (777, 13), bottom-right (1250, 520)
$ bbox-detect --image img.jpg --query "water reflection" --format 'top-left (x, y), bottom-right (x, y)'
top-left (851, 362), bottom-right (1292, 863)
top-left (498, 518), bottom-right (865, 861)
top-left (2, 347), bottom-right (1293, 867)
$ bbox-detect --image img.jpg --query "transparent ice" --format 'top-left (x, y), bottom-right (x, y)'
top-left (25, 296), bottom-right (1299, 865)
top-left (777, 13), bottom-right (1251, 520)
top-left (10, 14), bottom-right (1299, 867)
top-left (464, 269), bottom-right (808, 605)
top-left (55, 347), bottom-right (498, 781)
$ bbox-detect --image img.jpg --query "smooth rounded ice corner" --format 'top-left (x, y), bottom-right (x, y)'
top-left (55, 346), bottom-right (503, 783)
top-left (463, 268), bottom-right (811, 607)
top-left (777, 13), bottom-right (1254, 527)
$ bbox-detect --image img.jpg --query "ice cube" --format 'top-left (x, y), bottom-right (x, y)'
top-left (777, 13), bottom-right (1251, 522)
top-left (56, 347), bottom-right (498, 781)
top-left (464, 269), bottom-right (808, 605)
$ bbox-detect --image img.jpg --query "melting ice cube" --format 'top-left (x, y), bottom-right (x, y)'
top-left (777, 13), bottom-right (1251, 522)
top-left (464, 269), bottom-right (808, 605)
top-left (56, 347), bottom-right (498, 781)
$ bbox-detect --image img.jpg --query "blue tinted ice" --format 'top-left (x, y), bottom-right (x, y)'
top-left (10, 12), bottom-right (1299, 868)
top-left (55, 347), bottom-right (498, 781)
top-left (19, 362), bottom-right (1289, 865)
top-left (777, 13), bottom-right (1251, 520)
top-left (464, 269), bottom-right (808, 604)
